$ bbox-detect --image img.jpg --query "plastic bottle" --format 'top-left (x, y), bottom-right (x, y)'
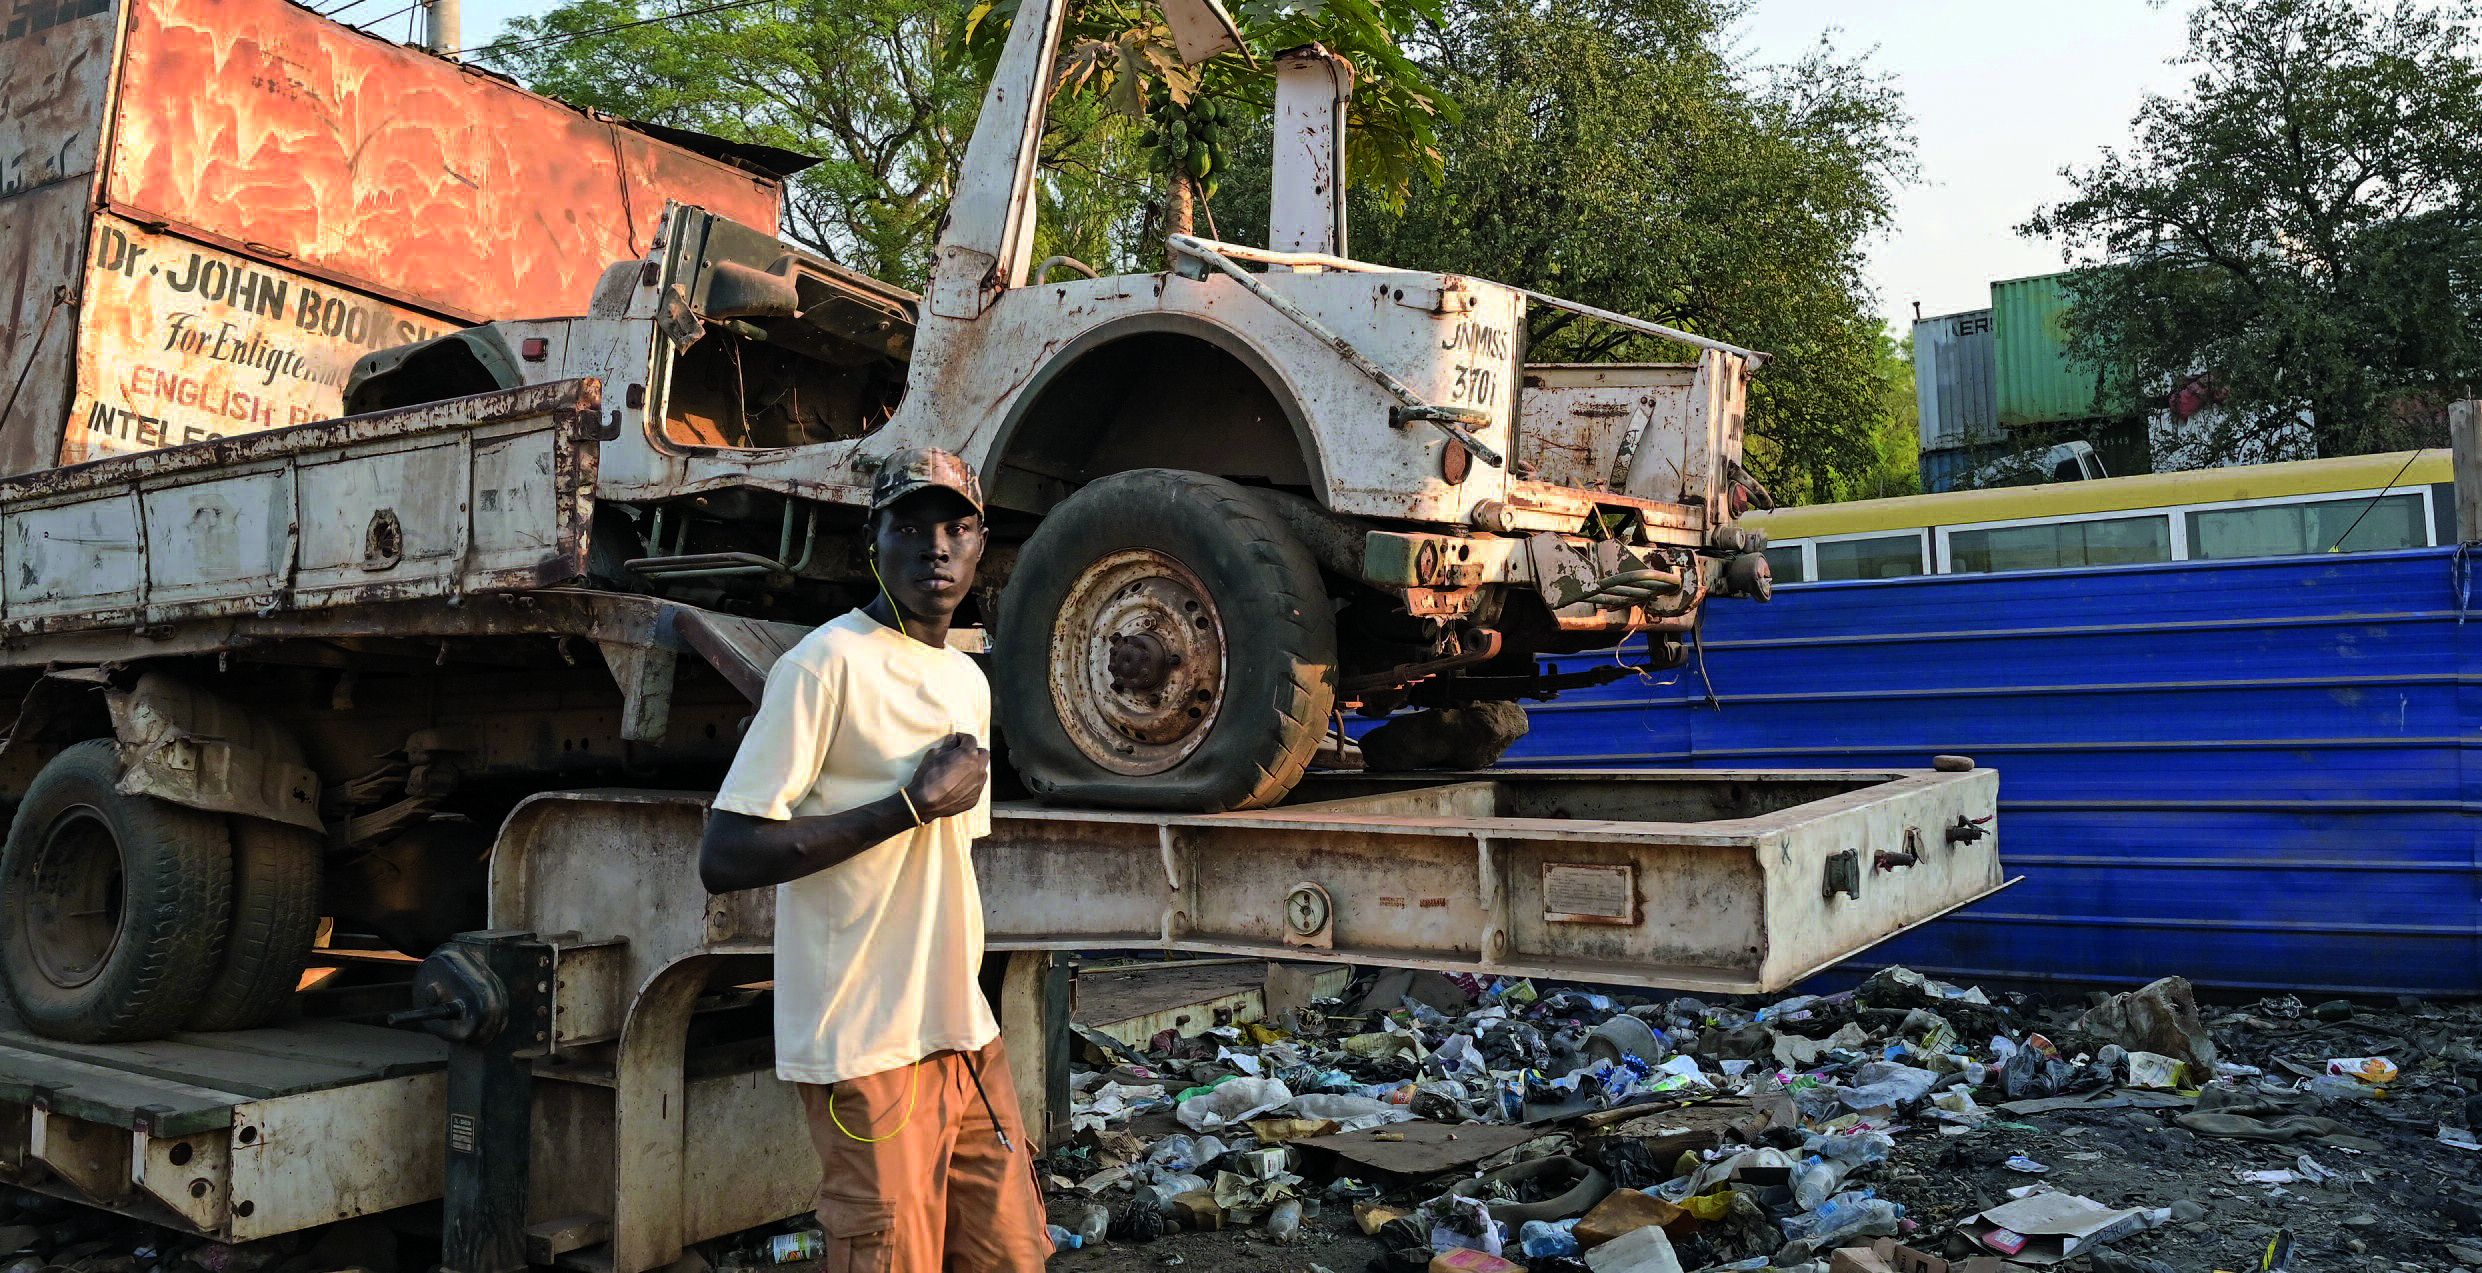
top-left (764, 1231), bottom-right (824, 1263)
top-left (1064, 1201), bottom-right (1110, 1246)
top-left (1517, 1220), bottom-right (1581, 1258)
top-left (1791, 1157), bottom-right (1841, 1211)
top-left (1778, 1191), bottom-right (1901, 1246)
top-left (1045, 1225), bottom-right (1081, 1252)
top-left (1805, 1130), bottom-right (1894, 1170)
top-left (1266, 1200), bottom-right (1303, 1243)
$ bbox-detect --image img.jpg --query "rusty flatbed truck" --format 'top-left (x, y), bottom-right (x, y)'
top-left (0, 0), bottom-right (2005, 1263)
top-left (0, 759), bottom-right (2005, 1273)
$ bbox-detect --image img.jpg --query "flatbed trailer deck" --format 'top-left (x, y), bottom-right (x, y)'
top-left (0, 764), bottom-right (2005, 1273)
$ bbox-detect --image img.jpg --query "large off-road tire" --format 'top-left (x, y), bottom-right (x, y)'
top-left (185, 820), bottom-right (322, 1032)
top-left (997, 469), bottom-right (1336, 811)
top-left (0, 740), bottom-right (233, 1043)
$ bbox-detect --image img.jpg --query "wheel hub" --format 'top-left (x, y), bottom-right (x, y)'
top-left (1048, 549), bottom-right (1229, 776)
top-left (1107, 632), bottom-right (1179, 691)
top-left (21, 808), bottom-right (125, 991)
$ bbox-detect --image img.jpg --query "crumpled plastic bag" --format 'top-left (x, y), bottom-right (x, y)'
top-left (1838, 1061), bottom-right (1945, 1110)
top-left (2078, 975), bottom-right (2218, 1073)
top-left (1285, 1093), bottom-right (1418, 1133)
top-left (1177, 1076), bottom-right (1293, 1131)
top-left (1072, 1081), bottom-right (1166, 1132)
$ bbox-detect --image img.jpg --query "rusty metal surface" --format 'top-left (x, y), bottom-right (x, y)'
top-left (0, 182), bottom-right (90, 475)
top-left (105, 670), bottom-right (323, 829)
top-left (1517, 363), bottom-right (1699, 491)
top-left (0, 587), bottom-right (658, 672)
top-left (0, 379), bottom-right (600, 635)
top-left (0, 0), bottom-right (115, 200)
top-left (488, 769), bottom-right (2003, 999)
top-left (976, 769), bottom-right (2006, 993)
top-left (63, 214), bottom-right (454, 464)
top-left (104, 0), bottom-right (781, 327)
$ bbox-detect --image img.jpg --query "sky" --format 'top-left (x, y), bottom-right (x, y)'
top-left (446, 0), bottom-right (2201, 329)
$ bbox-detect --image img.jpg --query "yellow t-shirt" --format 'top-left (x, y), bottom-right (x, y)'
top-left (712, 608), bottom-right (998, 1085)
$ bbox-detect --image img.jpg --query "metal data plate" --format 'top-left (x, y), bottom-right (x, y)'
top-left (975, 768), bottom-right (2009, 995)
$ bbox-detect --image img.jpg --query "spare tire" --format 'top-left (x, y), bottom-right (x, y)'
top-left (1, 740), bottom-right (233, 1043)
top-left (996, 469), bottom-right (1335, 811)
top-left (185, 819), bottom-right (322, 1032)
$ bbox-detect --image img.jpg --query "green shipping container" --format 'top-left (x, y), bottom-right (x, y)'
top-left (1991, 272), bottom-right (2127, 427)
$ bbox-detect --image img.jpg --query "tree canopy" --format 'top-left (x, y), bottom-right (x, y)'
top-left (487, 0), bottom-right (985, 284)
top-left (487, 0), bottom-right (1919, 500)
top-left (2024, 0), bottom-right (2482, 466)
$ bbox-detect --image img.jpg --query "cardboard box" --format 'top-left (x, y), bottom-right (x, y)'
top-left (1831, 1238), bottom-right (2005, 1273)
top-left (1956, 1192), bottom-right (2148, 1265)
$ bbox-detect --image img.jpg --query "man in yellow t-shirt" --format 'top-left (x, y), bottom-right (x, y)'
top-left (700, 448), bottom-right (1048, 1272)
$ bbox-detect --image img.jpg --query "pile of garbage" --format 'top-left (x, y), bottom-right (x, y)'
top-left (1044, 966), bottom-right (2482, 1272)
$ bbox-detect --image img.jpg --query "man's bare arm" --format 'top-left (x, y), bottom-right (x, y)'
top-left (699, 801), bottom-right (915, 894)
top-left (700, 733), bottom-right (990, 894)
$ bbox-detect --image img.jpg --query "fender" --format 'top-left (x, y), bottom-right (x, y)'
top-left (104, 671), bottom-right (323, 832)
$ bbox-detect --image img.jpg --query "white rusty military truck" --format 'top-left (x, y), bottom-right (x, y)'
top-left (0, 0), bottom-right (1804, 1047)
top-left (343, 37), bottom-right (1776, 814)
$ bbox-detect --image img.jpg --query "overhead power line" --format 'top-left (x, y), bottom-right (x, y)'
top-left (442, 0), bottom-right (776, 58)
top-left (350, 0), bottom-right (423, 35)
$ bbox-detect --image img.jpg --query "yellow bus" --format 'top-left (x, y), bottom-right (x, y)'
top-left (1748, 450), bottom-right (2459, 585)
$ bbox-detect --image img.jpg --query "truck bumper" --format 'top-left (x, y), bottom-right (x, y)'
top-left (1364, 528), bottom-right (1711, 631)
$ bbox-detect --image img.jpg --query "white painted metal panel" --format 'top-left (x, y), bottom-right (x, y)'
top-left (1913, 308), bottom-right (1997, 449)
top-left (227, 1072), bottom-right (445, 1241)
top-left (1518, 363), bottom-right (1697, 492)
top-left (0, 380), bottom-right (598, 634)
top-left (67, 217), bottom-right (452, 465)
top-left (133, 463), bottom-right (289, 610)
top-left (492, 769), bottom-right (2005, 998)
top-left (469, 428), bottom-right (562, 576)
top-left (5, 490), bottom-right (144, 621)
top-left (291, 440), bottom-right (465, 595)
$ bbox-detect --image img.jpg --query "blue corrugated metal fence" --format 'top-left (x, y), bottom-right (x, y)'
top-left (1499, 547), bottom-right (2481, 995)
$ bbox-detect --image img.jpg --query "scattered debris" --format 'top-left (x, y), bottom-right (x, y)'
top-left (1033, 964), bottom-right (2482, 1272)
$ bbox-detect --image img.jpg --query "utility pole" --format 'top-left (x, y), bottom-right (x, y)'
top-left (425, 0), bottom-right (460, 56)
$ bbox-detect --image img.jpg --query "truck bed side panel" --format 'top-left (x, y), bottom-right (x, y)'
top-left (0, 379), bottom-right (601, 634)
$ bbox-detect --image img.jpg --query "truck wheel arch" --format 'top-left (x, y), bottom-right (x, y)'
top-left (980, 314), bottom-right (1329, 514)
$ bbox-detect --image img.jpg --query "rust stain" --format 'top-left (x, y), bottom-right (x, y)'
top-left (104, 0), bottom-right (780, 331)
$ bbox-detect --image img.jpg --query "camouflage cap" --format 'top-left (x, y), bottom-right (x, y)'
top-left (869, 446), bottom-right (984, 515)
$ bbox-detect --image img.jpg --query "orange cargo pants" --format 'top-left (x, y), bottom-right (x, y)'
top-left (798, 1036), bottom-right (1051, 1273)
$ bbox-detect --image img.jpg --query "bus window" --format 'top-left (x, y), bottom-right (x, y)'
top-left (1813, 533), bottom-right (1925, 581)
top-left (1764, 545), bottom-right (1807, 585)
top-left (2185, 493), bottom-right (2426, 561)
top-left (1946, 513), bottom-right (2172, 574)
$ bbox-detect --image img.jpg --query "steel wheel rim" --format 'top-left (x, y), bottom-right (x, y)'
top-left (1047, 548), bottom-right (1228, 776)
top-left (19, 807), bottom-right (126, 990)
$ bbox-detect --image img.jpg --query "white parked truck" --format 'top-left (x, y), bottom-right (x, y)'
top-left (334, 3), bottom-right (1775, 814)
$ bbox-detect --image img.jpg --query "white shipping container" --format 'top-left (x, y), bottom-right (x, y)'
top-left (1913, 308), bottom-right (1998, 450)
